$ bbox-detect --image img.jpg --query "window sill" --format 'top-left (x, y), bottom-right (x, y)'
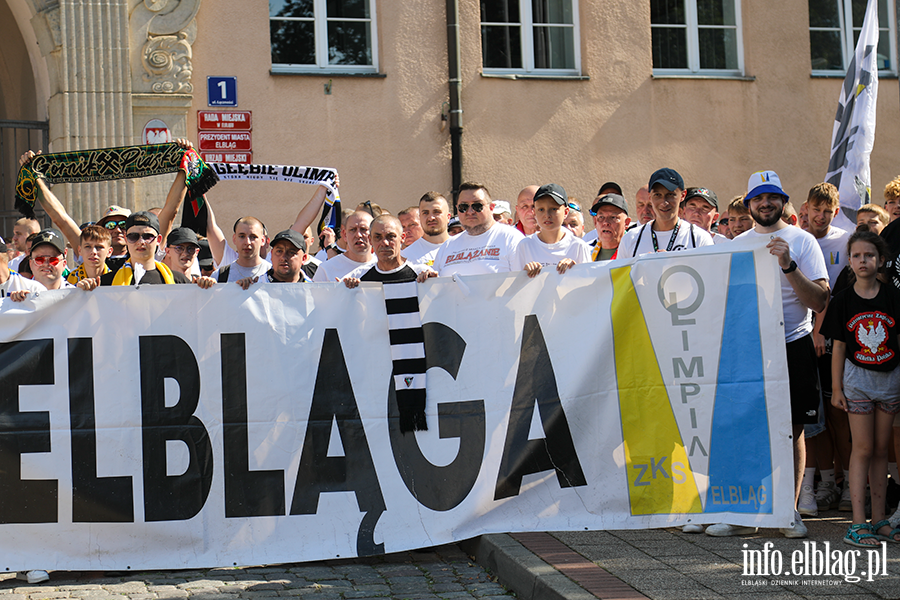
top-left (811, 72), bottom-right (898, 79)
top-left (270, 70), bottom-right (386, 78)
top-left (481, 72), bottom-right (589, 81)
top-left (651, 73), bottom-right (755, 81)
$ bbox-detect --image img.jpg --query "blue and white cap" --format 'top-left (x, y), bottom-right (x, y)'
top-left (745, 170), bottom-right (789, 205)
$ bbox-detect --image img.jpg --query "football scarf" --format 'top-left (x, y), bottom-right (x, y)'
top-left (111, 261), bottom-right (175, 286)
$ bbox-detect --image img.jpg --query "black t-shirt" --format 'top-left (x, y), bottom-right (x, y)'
top-left (99, 267), bottom-right (191, 286)
top-left (823, 282), bottom-right (900, 371)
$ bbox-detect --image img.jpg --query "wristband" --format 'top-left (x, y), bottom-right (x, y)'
top-left (781, 260), bottom-right (797, 274)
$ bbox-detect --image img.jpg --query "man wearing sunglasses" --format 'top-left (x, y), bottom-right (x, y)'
top-left (7, 230), bottom-right (75, 301)
top-left (1, 238), bottom-right (50, 301)
top-left (162, 227), bottom-right (203, 279)
top-left (419, 182), bottom-right (523, 280)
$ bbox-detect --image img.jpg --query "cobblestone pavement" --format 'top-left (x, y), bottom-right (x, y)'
top-left (0, 545), bottom-right (514, 600)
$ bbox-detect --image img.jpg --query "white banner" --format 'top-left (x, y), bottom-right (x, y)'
top-left (0, 238), bottom-right (793, 570)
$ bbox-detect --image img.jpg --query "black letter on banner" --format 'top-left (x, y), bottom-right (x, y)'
top-left (290, 329), bottom-right (385, 556)
top-left (494, 315), bottom-right (586, 500)
top-left (69, 338), bottom-right (134, 522)
top-left (0, 340), bottom-right (57, 523)
top-left (389, 322), bottom-right (485, 511)
top-left (140, 336), bottom-right (213, 521)
top-left (222, 333), bottom-right (285, 517)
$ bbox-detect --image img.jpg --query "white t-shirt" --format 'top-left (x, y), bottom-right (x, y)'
top-left (211, 260), bottom-right (272, 283)
top-left (313, 253), bottom-right (375, 282)
top-left (513, 229), bottom-right (592, 271)
top-left (0, 271), bottom-right (46, 298)
top-left (8, 254), bottom-right (25, 273)
top-left (216, 244), bottom-right (273, 270)
top-left (617, 219), bottom-right (714, 258)
top-left (344, 260), bottom-right (430, 281)
top-left (583, 230), bottom-right (598, 245)
top-left (431, 224), bottom-right (524, 276)
top-left (814, 226), bottom-right (850, 285)
top-left (712, 232), bottom-right (730, 244)
top-left (401, 237), bottom-right (443, 266)
top-left (737, 226), bottom-right (829, 343)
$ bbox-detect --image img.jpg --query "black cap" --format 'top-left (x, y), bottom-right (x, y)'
top-left (270, 229), bottom-right (307, 252)
top-left (124, 211), bottom-right (160, 234)
top-left (0, 239), bottom-right (7, 254)
top-left (597, 181), bottom-right (623, 196)
top-left (591, 193), bottom-right (629, 216)
top-left (167, 227), bottom-right (200, 248)
top-left (648, 168), bottom-right (684, 192)
top-left (683, 187), bottom-right (719, 210)
top-left (197, 239), bottom-right (213, 270)
top-left (30, 229), bottom-right (66, 255)
top-left (448, 216), bottom-right (461, 228)
top-left (534, 183), bottom-right (568, 206)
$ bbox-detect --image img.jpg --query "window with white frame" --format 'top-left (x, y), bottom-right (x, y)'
top-left (650, 0), bottom-right (743, 75)
top-left (809, 0), bottom-right (896, 74)
top-left (480, 0), bottom-right (580, 75)
top-left (270, 0), bottom-right (377, 72)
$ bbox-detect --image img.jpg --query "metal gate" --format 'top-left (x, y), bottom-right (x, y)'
top-left (1, 119), bottom-right (50, 242)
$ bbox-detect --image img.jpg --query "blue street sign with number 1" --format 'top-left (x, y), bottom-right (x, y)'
top-left (207, 77), bottom-right (237, 107)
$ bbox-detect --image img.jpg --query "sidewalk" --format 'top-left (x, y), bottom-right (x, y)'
top-left (466, 510), bottom-right (900, 600)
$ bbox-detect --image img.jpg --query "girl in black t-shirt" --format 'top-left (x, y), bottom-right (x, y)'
top-left (827, 231), bottom-right (900, 547)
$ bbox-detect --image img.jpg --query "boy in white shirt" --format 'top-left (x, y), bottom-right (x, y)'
top-left (513, 183), bottom-right (591, 276)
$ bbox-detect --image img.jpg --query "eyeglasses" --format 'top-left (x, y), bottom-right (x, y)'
top-left (103, 220), bottom-right (126, 230)
top-left (126, 232), bottom-right (157, 243)
top-left (594, 215), bottom-right (623, 224)
top-left (171, 244), bottom-right (198, 255)
top-left (457, 202), bottom-right (485, 213)
top-left (32, 255), bottom-right (62, 266)
top-left (567, 203), bottom-right (582, 213)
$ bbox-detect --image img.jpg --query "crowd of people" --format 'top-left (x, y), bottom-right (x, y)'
top-left (3, 142), bottom-right (900, 579)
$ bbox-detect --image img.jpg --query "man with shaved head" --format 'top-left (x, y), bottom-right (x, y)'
top-left (514, 185), bottom-right (540, 235)
top-left (9, 217), bottom-right (40, 273)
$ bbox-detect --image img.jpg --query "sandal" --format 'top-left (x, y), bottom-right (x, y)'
top-left (844, 523), bottom-right (881, 547)
top-left (871, 519), bottom-right (900, 543)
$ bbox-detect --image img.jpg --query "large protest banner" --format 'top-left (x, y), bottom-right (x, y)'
top-left (0, 238), bottom-right (793, 570)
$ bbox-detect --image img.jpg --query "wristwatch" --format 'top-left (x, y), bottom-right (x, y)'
top-left (781, 260), bottom-right (797, 274)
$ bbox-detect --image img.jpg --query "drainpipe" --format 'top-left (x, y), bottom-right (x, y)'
top-left (446, 0), bottom-right (463, 211)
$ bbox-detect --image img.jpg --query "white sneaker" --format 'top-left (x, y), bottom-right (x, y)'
top-left (682, 523), bottom-right (705, 533)
top-left (815, 481), bottom-right (840, 510)
top-left (889, 504), bottom-right (900, 529)
top-left (798, 483), bottom-right (817, 516)
top-left (839, 483), bottom-right (853, 511)
top-left (15, 571), bottom-right (49, 584)
top-left (705, 523), bottom-right (758, 537)
top-left (780, 510), bottom-right (808, 539)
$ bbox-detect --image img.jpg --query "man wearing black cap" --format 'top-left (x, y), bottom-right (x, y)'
top-left (162, 227), bottom-right (203, 279)
top-left (584, 182), bottom-right (624, 245)
top-left (617, 168), bottom-right (713, 258)
top-left (514, 184), bottom-right (591, 276)
top-left (589, 193), bottom-right (631, 261)
top-left (237, 229), bottom-right (313, 287)
top-left (0, 239), bottom-right (45, 299)
top-left (681, 187), bottom-right (728, 244)
top-left (85, 212), bottom-right (192, 287)
top-left (7, 230), bottom-right (75, 301)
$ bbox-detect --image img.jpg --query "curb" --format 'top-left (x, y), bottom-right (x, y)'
top-left (459, 534), bottom-right (597, 600)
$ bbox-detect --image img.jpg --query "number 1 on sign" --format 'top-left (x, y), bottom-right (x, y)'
top-left (218, 81), bottom-right (227, 99)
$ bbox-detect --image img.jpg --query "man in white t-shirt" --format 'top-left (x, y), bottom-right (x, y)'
top-left (401, 191), bottom-right (452, 266)
top-left (398, 206), bottom-right (424, 249)
top-left (704, 170), bottom-right (828, 540)
top-left (8, 217), bottom-right (40, 273)
top-left (419, 182), bottom-right (523, 280)
top-left (681, 187), bottom-right (728, 244)
top-left (617, 168), bottom-right (713, 258)
top-left (211, 217), bottom-right (272, 283)
top-left (7, 230), bottom-right (76, 301)
top-left (514, 183), bottom-right (591, 275)
top-left (313, 210), bottom-right (375, 281)
top-left (0, 239), bottom-right (44, 299)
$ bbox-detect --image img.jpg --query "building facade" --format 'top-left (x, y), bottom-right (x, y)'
top-left (1, 0), bottom-right (898, 235)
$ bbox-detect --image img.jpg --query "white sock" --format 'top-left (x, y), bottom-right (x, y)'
top-left (889, 463), bottom-right (899, 482)
top-left (820, 468), bottom-right (835, 486)
top-left (803, 467), bottom-right (816, 489)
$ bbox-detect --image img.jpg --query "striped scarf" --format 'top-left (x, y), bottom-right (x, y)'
top-left (15, 143), bottom-right (218, 218)
top-left (66, 262), bottom-right (110, 285)
top-left (111, 261), bottom-right (175, 285)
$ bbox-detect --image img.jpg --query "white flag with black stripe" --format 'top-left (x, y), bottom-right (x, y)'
top-left (824, 0), bottom-right (879, 230)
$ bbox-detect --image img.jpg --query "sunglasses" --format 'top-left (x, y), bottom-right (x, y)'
top-left (32, 255), bottom-right (62, 266)
top-left (126, 232), bottom-right (157, 243)
top-left (171, 244), bottom-right (199, 255)
top-left (567, 203), bottom-right (582, 213)
top-left (103, 220), bottom-right (126, 230)
top-left (457, 202), bottom-right (485, 213)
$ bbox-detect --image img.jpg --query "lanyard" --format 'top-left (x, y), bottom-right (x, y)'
top-left (650, 220), bottom-right (680, 252)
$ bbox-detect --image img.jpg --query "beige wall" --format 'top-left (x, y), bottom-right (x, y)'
top-left (0, 0), bottom-right (38, 120)
top-left (188, 1), bottom-right (900, 235)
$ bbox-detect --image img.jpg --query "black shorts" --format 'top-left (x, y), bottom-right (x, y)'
top-left (786, 334), bottom-right (821, 425)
